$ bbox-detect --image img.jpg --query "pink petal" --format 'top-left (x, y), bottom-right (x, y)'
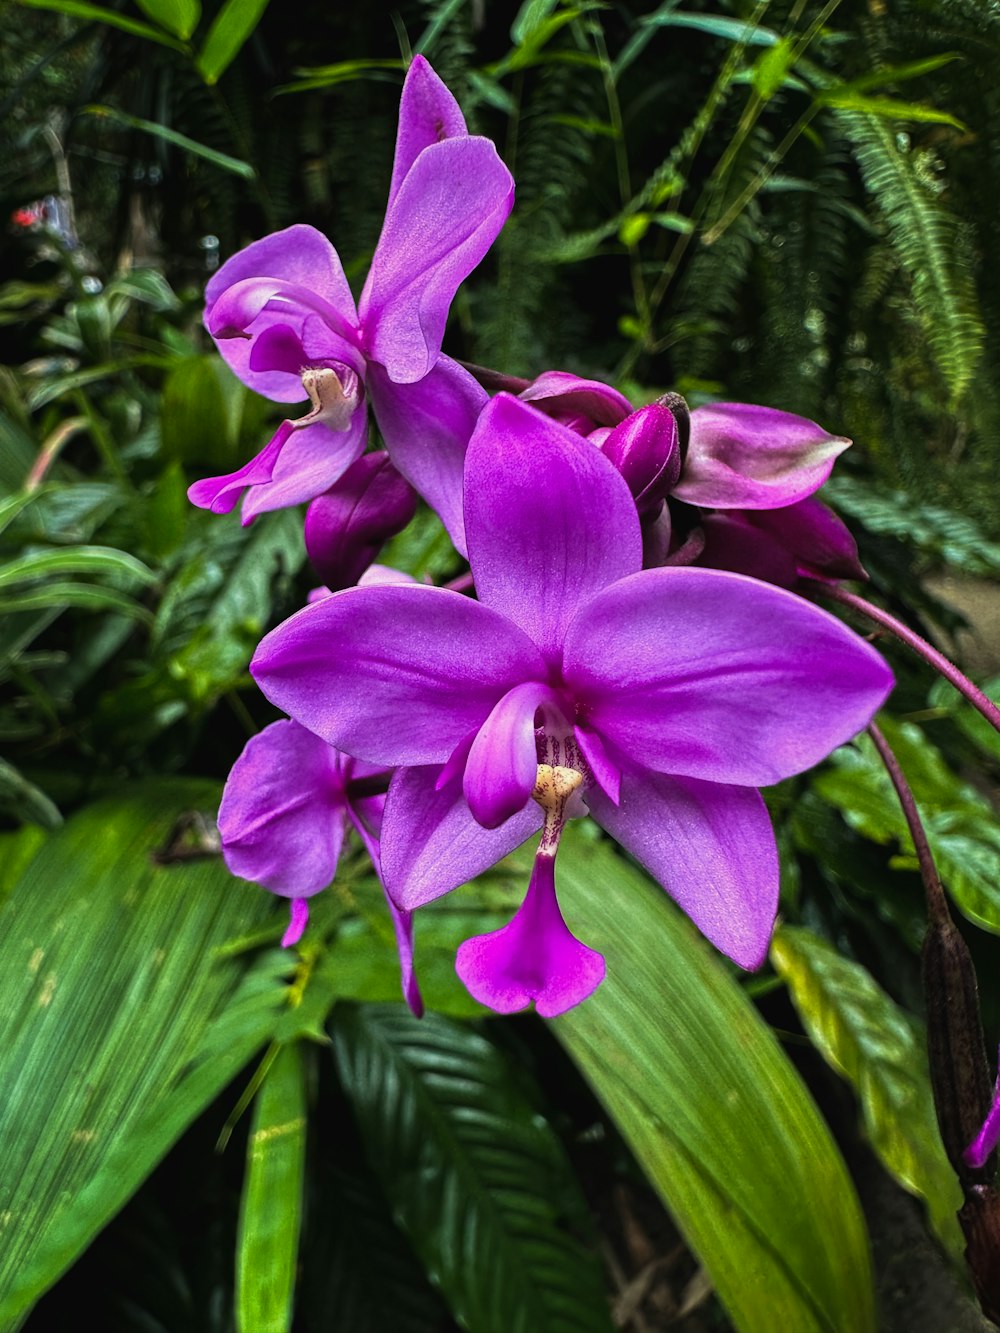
top-left (964, 1050), bottom-right (1000, 1169)
top-left (282, 897), bottom-right (310, 947)
top-left (518, 370), bottom-right (632, 430)
top-left (388, 55), bottom-right (469, 211)
top-left (251, 585), bottom-right (545, 766)
top-left (563, 566), bottom-right (894, 786)
top-left (187, 420), bottom-right (294, 516)
top-left (360, 137), bottom-right (515, 383)
top-left (676, 403), bottom-right (851, 510)
top-left (586, 772), bottom-right (778, 970)
top-left (455, 851), bottom-right (605, 1017)
top-left (464, 680), bottom-right (557, 829)
top-left (465, 395), bottom-right (642, 662)
top-left (380, 765), bottom-right (542, 911)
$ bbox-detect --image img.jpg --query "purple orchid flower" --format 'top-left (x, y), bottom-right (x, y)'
top-left (304, 453), bottom-right (417, 592)
top-left (250, 394), bottom-right (893, 1017)
top-left (188, 56), bottom-right (514, 548)
top-left (218, 717), bottom-right (421, 1015)
top-left (697, 497), bottom-right (867, 590)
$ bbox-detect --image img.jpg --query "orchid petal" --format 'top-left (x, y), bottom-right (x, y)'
top-left (361, 137), bottom-right (514, 383)
top-left (465, 394), bottom-right (642, 661)
top-left (240, 413), bottom-right (368, 522)
top-left (676, 403), bottom-right (851, 509)
top-left (304, 453), bottom-right (417, 591)
top-left (388, 55), bottom-right (468, 211)
top-left (251, 585), bottom-right (545, 765)
top-left (380, 765), bottom-right (542, 910)
top-left (218, 719), bottom-right (346, 898)
top-left (586, 772), bottom-right (778, 970)
top-left (698, 512), bottom-right (799, 588)
top-left (564, 567), bottom-right (893, 786)
top-left (455, 851), bottom-right (605, 1016)
top-left (573, 725), bottom-right (622, 805)
top-left (518, 370), bottom-right (632, 429)
top-left (750, 497), bottom-right (867, 582)
top-left (964, 1051), bottom-right (1000, 1169)
top-left (368, 355), bottom-right (486, 553)
top-left (387, 897), bottom-right (424, 1017)
top-left (187, 420), bottom-right (294, 515)
top-left (282, 897), bottom-right (310, 948)
top-left (465, 680), bottom-right (557, 829)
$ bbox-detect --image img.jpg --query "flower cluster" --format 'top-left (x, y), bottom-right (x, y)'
top-left (192, 57), bottom-right (893, 1017)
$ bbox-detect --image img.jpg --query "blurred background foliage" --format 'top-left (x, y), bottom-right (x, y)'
top-left (2, 0), bottom-right (1000, 1330)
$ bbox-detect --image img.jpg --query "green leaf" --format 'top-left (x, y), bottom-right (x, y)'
top-left (236, 1043), bottom-right (307, 1333)
top-left (0, 756), bottom-right (62, 829)
top-left (510, 0), bottom-right (561, 44)
top-left (929, 673), bottom-right (1000, 765)
top-left (752, 34), bottom-right (796, 100)
top-left (552, 829), bottom-right (876, 1333)
top-left (15, 0), bottom-right (187, 49)
top-left (134, 0), bottom-right (200, 39)
top-left (839, 53), bottom-right (962, 95)
top-left (196, 0), bottom-right (271, 84)
top-left (160, 354), bottom-right (249, 470)
top-left (813, 719), bottom-right (1000, 932)
top-left (333, 1005), bottom-right (614, 1333)
top-left (82, 105), bottom-right (256, 177)
top-left (639, 9), bottom-right (780, 48)
top-left (771, 925), bottom-right (962, 1258)
top-left (818, 90), bottom-right (966, 131)
top-left (0, 781), bottom-right (284, 1325)
top-left (0, 824), bottom-right (46, 905)
top-left (0, 580), bottom-right (153, 622)
top-left (0, 545), bottom-right (154, 590)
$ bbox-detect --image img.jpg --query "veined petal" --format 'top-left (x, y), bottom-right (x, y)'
top-left (564, 566), bottom-right (893, 786)
top-left (360, 137), bottom-right (514, 383)
top-left (380, 765), bottom-right (542, 911)
top-left (251, 585), bottom-right (545, 766)
top-left (465, 680), bottom-right (558, 829)
top-left (218, 719), bottom-right (347, 898)
top-left (586, 773), bottom-right (778, 970)
top-left (368, 356), bottom-right (486, 554)
top-left (388, 55), bottom-right (469, 211)
top-left (465, 395), bottom-right (642, 661)
top-left (676, 403), bottom-right (850, 510)
top-left (455, 851), bottom-right (605, 1017)
top-left (240, 413), bottom-right (368, 522)
top-left (187, 420), bottom-right (294, 515)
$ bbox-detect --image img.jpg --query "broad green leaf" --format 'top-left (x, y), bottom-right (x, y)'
top-left (82, 105), bottom-right (256, 178)
top-left (236, 1042), bottom-right (307, 1333)
top-left (0, 545), bottom-right (154, 589)
top-left (0, 824), bottom-right (46, 905)
top-left (15, 0), bottom-right (187, 49)
top-left (0, 781), bottom-right (284, 1326)
top-left (196, 0), bottom-right (271, 84)
top-left (552, 829), bottom-right (876, 1333)
top-left (928, 673), bottom-right (1000, 765)
top-left (752, 34), bottom-right (796, 100)
top-left (135, 0), bottom-right (200, 39)
top-left (160, 354), bottom-right (249, 471)
top-left (333, 1005), bottom-right (614, 1333)
top-left (814, 720), bottom-right (1000, 932)
top-left (771, 926), bottom-right (962, 1258)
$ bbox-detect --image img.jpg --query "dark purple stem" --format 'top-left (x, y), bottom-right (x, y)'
top-left (459, 361), bottom-right (532, 394)
top-left (811, 582), bottom-right (1000, 736)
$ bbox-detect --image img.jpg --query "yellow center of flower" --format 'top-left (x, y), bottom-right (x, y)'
top-left (532, 763), bottom-right (584, 856)
top-left (299, 366), bottom-right (357, 432)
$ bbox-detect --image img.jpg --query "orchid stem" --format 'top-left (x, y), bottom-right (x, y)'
top-left (811, 582), bottom-right (1000, 736)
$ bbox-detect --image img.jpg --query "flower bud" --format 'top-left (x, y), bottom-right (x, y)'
top-left (599, 403), bottom-right (681, 516)
top-left (304, 453), bottom-right (417, 591)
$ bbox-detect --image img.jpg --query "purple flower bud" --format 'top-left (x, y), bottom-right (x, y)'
top-left (304, 453), bottom-right (417, 591)
top-left (699, 498), bottom-right (866, 589)
top-left (599, 403), bottom-right (681, 516)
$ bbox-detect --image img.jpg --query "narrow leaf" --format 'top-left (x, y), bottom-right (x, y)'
top-left (819, 90), bottom-right (966, 131)
top-left (196, 0), bottom-right (271, 84)
top-left (0, 545), bottom-right (154, 589)
top-left (134, 0), bottom-right (201, 39)
top-left (752, 35), bottom-right (796, 100)
top-left (236, 1042), bottom-right (307, 1333)
top-left (82, 105), bottom-right (256, 177)
top-left (552, 828), bottom-right (876, 1333)
top-left (15, 0), bottom-right (187, 49)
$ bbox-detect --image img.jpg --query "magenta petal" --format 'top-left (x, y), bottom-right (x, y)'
top-left (361, 137), bottom-right (515, 383)
top-left (564, 566), bottom-right (894, 786)
top-left (251, 585), bottom-right (545, 765)
top-left (677, 403), bottom-right (851, 510)
top-left (964, 1052), bottom-right (1000, 1169)
top-left (750, 497), bottom-right (867, 582)
top-left (518, 371), bottom-right (632, 428)
top-left (187, 420), bottom-right (294, 515)
top-left (455, 851), bottom-right (605, 1017)
top-left (368, 356), bottom-right (486, 553)
top-left (586, 773), bottom-right (778, 969)
top-left (249, 322), bottom-right (310, 378)
top-left (304, 453), bottom-right (417, 591)
top-left (465, 395), bottom-right (642, 661)
top-left (282, 897), bottom-right (310, 948)
top-left (387, 55), bottom-right (469, 211)
top-left (239, 413), bottom-right (369, 522)
top-left (380, 765), bottom-right (542, 910)
top-left (218, 719), bottom-right (346, 898)
top-left (387, 896), bottom-right (424, 1017)
top-left (698, 512), bottom-right (800, 588)
top-left (464, 680), bottom-right (556, 829)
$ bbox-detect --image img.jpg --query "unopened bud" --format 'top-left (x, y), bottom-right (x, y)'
top-left (599, 403), bottom-right (681, 516)
top-left (304, 453), bottom-right (417, 591)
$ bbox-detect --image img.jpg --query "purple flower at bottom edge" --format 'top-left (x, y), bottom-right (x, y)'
top-left (187, 56), bottom-right (514, 549)
top-left (250, 394), bottom-right (893, 1017)
top-left (965, 1046), bottom-right (1000, 1169)
top-left (218, 717), bottom-right (421, 1015)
